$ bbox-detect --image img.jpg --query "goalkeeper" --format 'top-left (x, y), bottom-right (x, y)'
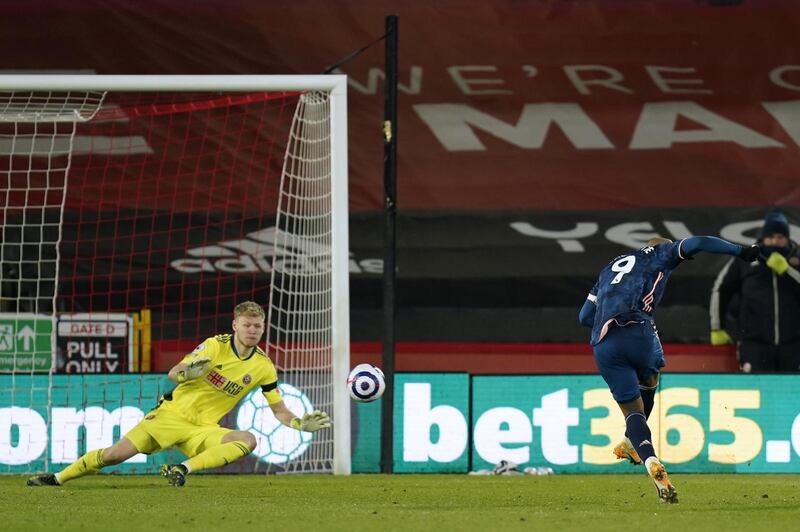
top-left (27, 301), bottom-right (331, 487)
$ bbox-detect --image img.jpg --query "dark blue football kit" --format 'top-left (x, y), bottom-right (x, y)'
top-left (579, 237), bottom-right (755, 402)
top-left (578, 235), bottom-right (759, 503)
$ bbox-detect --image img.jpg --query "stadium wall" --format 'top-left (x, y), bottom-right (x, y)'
top-left (3, 2), bottom-right (800, 345)
top-left (149, 340), bottom-right (738, 373)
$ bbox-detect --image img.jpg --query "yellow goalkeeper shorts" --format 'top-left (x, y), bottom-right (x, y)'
top-left (124, 408), bottom-right (233, 457)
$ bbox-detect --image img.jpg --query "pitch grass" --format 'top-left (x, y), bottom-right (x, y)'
top-left (3, 474), bottom-right (800, 532)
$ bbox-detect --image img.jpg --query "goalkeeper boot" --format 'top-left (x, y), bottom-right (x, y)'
top-left (161, 464), bottom-right (187, 487)
top-left (613, 437), bottom-right (642, 465)
top-left (27, 473), bottom-right (60, 487)
top-left (646, 457), bottom-right (678, 504)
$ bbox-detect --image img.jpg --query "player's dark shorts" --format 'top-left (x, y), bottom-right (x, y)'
top-left (592, 320), bottom-right (665, 403)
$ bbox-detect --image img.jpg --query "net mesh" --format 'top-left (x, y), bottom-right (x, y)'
top-left (0, 86), bottom-right (340, 474)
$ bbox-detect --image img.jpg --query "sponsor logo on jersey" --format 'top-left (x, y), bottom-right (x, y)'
top-left (223, 380), bottom-right (244, 396)
top-left (206, 370), bottom-right (227, 388)
top-left (206, 369), bottom-right (245, 396)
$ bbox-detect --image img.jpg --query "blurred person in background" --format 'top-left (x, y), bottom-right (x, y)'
top-left (710, 210), bottom-right (800, 373)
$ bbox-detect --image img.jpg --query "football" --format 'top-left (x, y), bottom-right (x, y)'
top-left (347, 363), bottom-right (386, 402)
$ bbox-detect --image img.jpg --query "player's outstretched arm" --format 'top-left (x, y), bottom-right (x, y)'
top-left (680, 236), bottom-right (761, 261)
top-left (168, 356), bottom-right (212, 383)
top-left (268, 400), bottom-right (331, 432)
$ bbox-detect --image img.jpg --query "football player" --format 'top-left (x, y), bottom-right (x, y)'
top-left (27, 301), bottom-right (330, 487)
top-left (579, 236), bottom-right (760, 503)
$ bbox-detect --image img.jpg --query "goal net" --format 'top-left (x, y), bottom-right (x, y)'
top-left (0, 75), bottom-right (351, 475)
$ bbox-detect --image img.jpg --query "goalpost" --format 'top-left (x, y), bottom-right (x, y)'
top-left (0, 75), bottom-right (351, 475)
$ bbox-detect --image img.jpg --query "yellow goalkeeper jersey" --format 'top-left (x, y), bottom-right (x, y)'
top-left (156, 334), bottom-right (282, 426)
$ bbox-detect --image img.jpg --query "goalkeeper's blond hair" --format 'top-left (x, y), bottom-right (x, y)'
top-left (233, 301), bottom-right (266, 320)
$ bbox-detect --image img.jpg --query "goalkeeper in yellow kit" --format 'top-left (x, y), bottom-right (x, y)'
top-left (27, 301), bottom-right (331, 487)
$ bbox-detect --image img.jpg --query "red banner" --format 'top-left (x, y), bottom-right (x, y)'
top-left (2, 1), bottom-right (800, 211)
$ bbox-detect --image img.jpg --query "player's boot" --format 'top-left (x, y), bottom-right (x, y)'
top-left (646, 458), bottom-right (678, 504)
top-left (26, 473), bottom-right (60, 486)
top-left (612, 437), bottom-right (642, 465)
top-left (161, 464), bottom-right (187, 487)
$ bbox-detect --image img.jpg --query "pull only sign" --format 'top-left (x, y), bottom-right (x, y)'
top-left (64, 340), bottom-right (121, 373)
top-left (56, 315), bottom-right (134, 374)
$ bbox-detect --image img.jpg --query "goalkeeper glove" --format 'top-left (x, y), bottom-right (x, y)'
top-left (710, 329), bottom-right (732, 346)
top-left (290, 411), bottom-right (331, 432)
top-left (766, 251), bottom-right (790, 275)
top-left (176, 356), bottom-right (211, 383)
top-left (738, 244), bottom-right (761, 262)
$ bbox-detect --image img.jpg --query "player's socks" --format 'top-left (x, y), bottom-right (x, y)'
top-left (640, 384), bottom-right (656, 419)
top-left (622, 386), bottom-right (656, 440)
top-left (55, 448), bottom-right (106, 484)
top-left (183, 441), bottom-right (251, 472)
top-left (625, 412), bottom-right (656, 464)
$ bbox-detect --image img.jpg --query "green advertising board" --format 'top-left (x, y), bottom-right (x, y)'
top-left (471, 374), bottom-right (800, 473)
top-left (0, 374), bottom-right (180, 473)
top-left (351, 399), bottom-right (382, 473)
top-left (0, 374), bottom-right (384, 474)
top-left (393, 373), bottom-right (470, 473)
top-left (0, 313), bottom-right (54, 372)
top-left (3, 373), bottom-right (800, 474)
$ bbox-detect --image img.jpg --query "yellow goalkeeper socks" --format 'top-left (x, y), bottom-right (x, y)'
top-left (183, 441), bottom-right (251, 473)
top-left (56, 448), bottom-right (106, 484)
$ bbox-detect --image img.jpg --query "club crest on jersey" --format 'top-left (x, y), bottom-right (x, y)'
top-left (243, 374), bottom-right (252, 385)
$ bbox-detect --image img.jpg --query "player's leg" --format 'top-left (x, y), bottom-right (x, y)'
top-left (639, 374), bottom-right (658, 420)
top-left (58, 437), bottom-right (144, 482)
top-left (628, 325), bottom-right (676, 503)
top-left (595, 323), bottom-right (677, 503)
top-left (162, 428), bottom-right (256, 486)
top-left (183, 429), bottom-right (256, 472)
top-left (619, 321), bottom-right (664, 456)
top-left (613, 372), bottom-right (659, 465)
top-left (617, 397), bottom-right (654, 466)
top-left (637, 322), bottom-right (664, 422)
top-left (593, 325), bottom-right (647, 464)
top-left (618, 394), bottom-right (676, 503)
top-left (27, 433), bottom-right (154, 486)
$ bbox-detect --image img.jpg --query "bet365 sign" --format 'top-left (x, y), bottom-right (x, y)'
top-left (392, 374), bottom-right (800, 473)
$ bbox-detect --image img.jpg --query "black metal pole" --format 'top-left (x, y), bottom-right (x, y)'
top-left (381, 14), bottom-right (398, 474)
